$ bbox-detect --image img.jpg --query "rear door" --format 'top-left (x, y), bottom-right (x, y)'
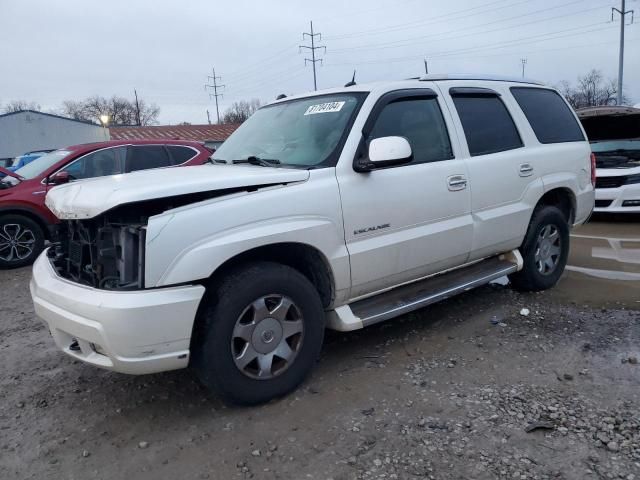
top-left (338, 88), bottom-right (473, 299)
top-left (440, 82), bottom-right (543, 260)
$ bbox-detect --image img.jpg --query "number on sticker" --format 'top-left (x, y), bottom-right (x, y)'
top-left (304, 101), bottom-right (346, 115)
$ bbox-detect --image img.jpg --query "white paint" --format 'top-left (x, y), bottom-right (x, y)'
top-left (35, 77), bottom-right (595, 373)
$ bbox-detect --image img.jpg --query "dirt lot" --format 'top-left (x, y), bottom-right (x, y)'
top-left (1, 219), bottom-right (639, 480)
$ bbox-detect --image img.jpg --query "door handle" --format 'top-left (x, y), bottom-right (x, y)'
top-left (519, 163), bottom-right (534, 177)
top-left (447, 175), bottom-right (468, 191)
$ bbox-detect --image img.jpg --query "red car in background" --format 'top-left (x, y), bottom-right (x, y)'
top-left (0, 139), bottom-right (212, 268)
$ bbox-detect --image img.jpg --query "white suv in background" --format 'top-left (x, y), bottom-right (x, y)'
top-left (577, 106), bottom-right (640, 213)
top-left (31, 74), bottom-right (595, 405)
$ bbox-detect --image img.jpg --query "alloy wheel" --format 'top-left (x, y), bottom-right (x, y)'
top-left (534, 224), bottom-right (561, 275)
top-left (0, 224), bottom-right (36, 262)
top-left (231, 294), bottom-right (305, 379)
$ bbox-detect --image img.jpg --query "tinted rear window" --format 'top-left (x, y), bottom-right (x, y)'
top-left (167, 145), bottom-right (198, 164)
top-left (127, 145), bottom-right (171, 172)
top-left (451, 94), bottom-right (523, 156)
top-left (511, 87), bottom-right (585, 144)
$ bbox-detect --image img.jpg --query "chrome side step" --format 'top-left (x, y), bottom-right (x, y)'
top-left (327, 252), bottom-right (521, 331)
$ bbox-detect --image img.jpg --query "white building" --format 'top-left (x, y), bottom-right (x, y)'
top-left (0, 110), bottom-right (109, 162)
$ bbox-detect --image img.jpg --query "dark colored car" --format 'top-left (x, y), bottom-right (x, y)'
top-left (0, 139), bottom-right (212, 268)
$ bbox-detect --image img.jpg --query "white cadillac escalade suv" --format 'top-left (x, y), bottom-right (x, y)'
top-left (31, 75), bottom-right (595, 405)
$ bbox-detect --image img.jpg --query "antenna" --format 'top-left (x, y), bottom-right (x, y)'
top-left (344, 70), bottom-right (357, 87)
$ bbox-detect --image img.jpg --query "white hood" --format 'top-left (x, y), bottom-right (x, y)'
top-left (46, 164), bottom-right (310, 219)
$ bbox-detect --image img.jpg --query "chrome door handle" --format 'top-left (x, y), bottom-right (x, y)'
top-left (447, 175), bottom-right (468, 191)
top-left (519, 163), bottom-right (534, 177)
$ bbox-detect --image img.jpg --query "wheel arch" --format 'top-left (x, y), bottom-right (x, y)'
top-left (536, 187), bottom-right (576, 224)
top-left (203, 242), bottom-right (335, 309)
top-left (0, 206), bottom-right (52, 239)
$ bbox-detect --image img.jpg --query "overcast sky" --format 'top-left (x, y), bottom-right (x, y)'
top-left (1, 0), bottom-right (638, 124)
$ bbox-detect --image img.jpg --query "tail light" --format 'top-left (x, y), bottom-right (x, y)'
top-left (590, 152), bottom-right (597, 187)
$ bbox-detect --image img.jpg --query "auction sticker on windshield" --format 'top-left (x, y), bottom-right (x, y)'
top-left (304, 101), bottom-right (345, 115)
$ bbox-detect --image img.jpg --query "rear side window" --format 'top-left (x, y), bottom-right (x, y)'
top-left (451, 93), bottom-right (523, 156)
top-left (510, 87), bottom-right (585, 143)
top-left (167, 145), bottom-right (198, 165)
top-left (368, 97), bottom-right (453, 164)
top-left (127, 146), bottom-right (171, 172)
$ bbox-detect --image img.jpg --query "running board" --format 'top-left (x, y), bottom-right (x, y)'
top-left (327, 251), bottom-right (521, 331)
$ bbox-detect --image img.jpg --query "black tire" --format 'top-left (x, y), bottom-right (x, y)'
top-left (0, 214), bottom-right (45, 269)
top-left (192, 261), bottom-right (325, 405)
top-left (509, 205), bottom-right (570, 292)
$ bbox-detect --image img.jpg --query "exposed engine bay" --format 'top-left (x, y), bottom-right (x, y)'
top-left (48, 186), bottom-right (262, 290)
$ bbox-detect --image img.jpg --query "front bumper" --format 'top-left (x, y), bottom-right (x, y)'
top-left (30, 251), bottom-right (206, 374)
top-left (594, 184), bottom-right (640, 213)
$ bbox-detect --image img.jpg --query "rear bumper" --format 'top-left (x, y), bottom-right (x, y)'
top-left (594, 184), bottom-right (640, 213)
top-left (30, 251), bottom-right (205, 374)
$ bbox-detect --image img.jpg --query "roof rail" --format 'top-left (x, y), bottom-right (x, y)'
top-left (418, 73), bottom-right (544, 85)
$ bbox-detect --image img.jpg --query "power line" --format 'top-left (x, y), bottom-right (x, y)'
top-left (329, 0), bottom-right (607, 54)
top-left (324, 0), bottom-right (519, 40)
top-left (612, 0), bottom-right (634, 105)
top-left (324, 22), bottom-right (616, 67)
top-left (223, 42), bottom-right (300, 83)
top-left (204, 67), bottom-right (225, 124)
top-left (299, 21), bottom-right (326, 91)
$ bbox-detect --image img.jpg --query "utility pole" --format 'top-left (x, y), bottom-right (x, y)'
top-left (204, 68), bottom-right (225, 123)
top-left (300, 21), bottom-right (326, 91)
top-left (520, 58), bottom-right (527, 78)
top-left (612, 0), bottom-right (634, 105)
top-left (206, 109), bottom-right (211, 125)
top-left (134, 89), bottom-right (141, 126)
top-left (424, 59), bottom-right (429, 74)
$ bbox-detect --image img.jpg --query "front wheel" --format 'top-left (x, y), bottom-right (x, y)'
top-left (509, 205), bottom-right (570, 292)
top-left (192, 262), bottom-right (325, 405)
top-left (0, 214), bottom-right (45, 269)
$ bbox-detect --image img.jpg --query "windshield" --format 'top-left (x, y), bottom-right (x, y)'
top-left (591, 139), bottom-right (640, 153)
top-left (213, 93), bottom-right (366, 167)
top-left (13, 150), bottom-right (72, 179)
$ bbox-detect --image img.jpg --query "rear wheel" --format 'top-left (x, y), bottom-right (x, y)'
top-left (509, 205), bottom-right (570, 292)
top-left (192, 262), bottom-right (325, 405)
top-left (0, 214), bottom-right (45, 269)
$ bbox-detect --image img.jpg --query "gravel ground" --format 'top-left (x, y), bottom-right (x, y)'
top-left (1, 266), bottom-right (639, 480)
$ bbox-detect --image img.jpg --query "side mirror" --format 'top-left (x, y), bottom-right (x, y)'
top-left (48, 171), bottom-right (70, 185)
top-left (355, 136), bottom-right (412, 172)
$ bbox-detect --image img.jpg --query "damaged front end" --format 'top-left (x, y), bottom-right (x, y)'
top-left (47, 187), bottom-right (265, 290)
top-left (49, 215), bottom-right (147, 290)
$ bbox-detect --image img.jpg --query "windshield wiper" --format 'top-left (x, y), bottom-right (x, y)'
top-left (232, 156), bottom-right (281, 167)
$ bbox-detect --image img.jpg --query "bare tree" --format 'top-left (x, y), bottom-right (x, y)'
top-left (3, 100), bottom-right (41, 113)
top-left (60, 95), bottom-right (160, 125)
top-left (559, 69), bottom-right (628, 109)
top-left (222, 99), bottom-right (261, 124)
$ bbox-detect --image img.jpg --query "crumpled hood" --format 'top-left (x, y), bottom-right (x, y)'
top-left (46, 164), bottom-right (310, 219)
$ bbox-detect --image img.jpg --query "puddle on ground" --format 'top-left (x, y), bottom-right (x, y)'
top-left (548, 217), bottom-right (640, 309)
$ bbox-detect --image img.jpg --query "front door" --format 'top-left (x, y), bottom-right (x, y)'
top-left (337, 88), bottom-right (473, 299)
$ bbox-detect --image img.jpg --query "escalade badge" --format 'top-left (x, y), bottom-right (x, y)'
top-left (354, 223), bottom-right (390, 235)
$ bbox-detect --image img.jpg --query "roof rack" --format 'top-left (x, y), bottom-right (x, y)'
top-left (418, 73), bottom-right (543, 85)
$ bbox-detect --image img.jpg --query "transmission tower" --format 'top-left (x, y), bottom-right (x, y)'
top-left (204, 68), bottom-right (225, 123)
top-left (612, 0), bottom-right (634, 105)
top-left (299, 21), bottom-right (326, 91)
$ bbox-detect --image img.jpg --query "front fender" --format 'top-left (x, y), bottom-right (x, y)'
top-left (156, 215), bottom-right (349, 289)
top-left (144, 170), bottom-right (350, 298)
